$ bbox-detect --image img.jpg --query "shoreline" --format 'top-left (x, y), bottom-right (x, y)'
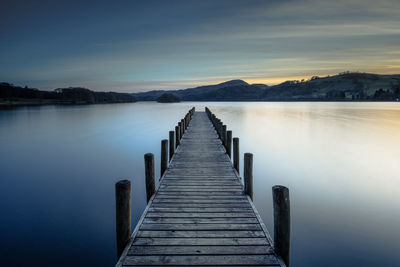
top-left (1, 99), bottom-right (399, 108)
top-left (0, 99), bottom-right (136, 108)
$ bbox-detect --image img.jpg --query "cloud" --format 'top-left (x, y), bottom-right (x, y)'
top-left (1, 0), bottom-right (399, 92)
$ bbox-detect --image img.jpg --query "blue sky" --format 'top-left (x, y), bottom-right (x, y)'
top-left (1, 0), bottom-right (400, 92)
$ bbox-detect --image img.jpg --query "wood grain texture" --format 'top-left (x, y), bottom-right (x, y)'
top-left (118, 111), bottom-right (284, 267)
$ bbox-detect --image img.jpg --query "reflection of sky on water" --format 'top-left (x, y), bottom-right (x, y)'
top-left (206, 102), bottom-right (400, 267)
top-left (0, 102), bottom-right (399, 266)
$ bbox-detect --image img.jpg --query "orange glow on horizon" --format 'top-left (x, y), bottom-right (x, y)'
top-left (244, 76), bottom-right (314, 85)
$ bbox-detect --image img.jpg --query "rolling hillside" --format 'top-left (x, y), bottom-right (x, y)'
top-left (132, 72), bottom-right (400, 101)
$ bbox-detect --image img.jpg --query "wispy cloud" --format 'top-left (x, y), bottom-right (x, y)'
top-left (1, 0), bottom-right (399, 92)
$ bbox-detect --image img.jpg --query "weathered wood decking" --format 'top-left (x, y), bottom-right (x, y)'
top-left (117, 112), bottom-right (286, 266)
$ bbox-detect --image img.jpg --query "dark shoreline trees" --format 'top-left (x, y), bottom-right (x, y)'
top-left (0, 83), bottom-right (136, 105)
top-left (157, 93), bottom-right (180, 103)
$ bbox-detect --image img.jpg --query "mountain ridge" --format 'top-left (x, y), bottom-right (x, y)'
top-left (132, 72), bottom-right (400, 101)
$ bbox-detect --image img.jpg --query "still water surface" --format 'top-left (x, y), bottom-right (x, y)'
top-left (0, 102), bottom-right (399, 266)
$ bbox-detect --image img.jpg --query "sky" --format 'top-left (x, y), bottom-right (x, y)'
top-left (1, 0), bottom-right (400, 92)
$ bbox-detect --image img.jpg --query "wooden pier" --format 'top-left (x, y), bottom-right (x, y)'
top-left (116, 108), bottom-right (289, 266)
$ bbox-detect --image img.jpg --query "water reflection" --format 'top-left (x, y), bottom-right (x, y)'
top-left (0, 102), bottom-right (399, 266)
top-left (205, 102), bottom-right (400, 267)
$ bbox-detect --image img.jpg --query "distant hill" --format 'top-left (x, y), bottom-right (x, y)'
top-left (157, 93), bottom-right (180, 103)
top-left (0, 83), bottom-right (136, 106)
top-left (132, 72), bottom-right (400, 101)
top-left (133, 79), bottom-right (251, 101)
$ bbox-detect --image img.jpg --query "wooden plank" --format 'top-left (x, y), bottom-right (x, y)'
top-left (159, 182), bottom-right (240, 186)
top-left (157, 191), bottom-right (244, 196)
top-left (150, 203), bottom-right (252, 208)
top-left (152, 199), bottom-right (247, 204)
top-left (157, 188), bottom-right (243, 192)
top-left (128, 245), bottom-right (273, 255)
top-left (143, 217), bottom-right (259, 224)
top-left (148, 207), bottom-right (253, 212)
top-left (146, 212), bottom-right (255, 218)
top-left (123, 255), bottom-right (279, 265)
top-left (154, 195), bottom-right (247, 200)
top-left (162, 179), bottom-right (237, 181)
top-left (132, 237), bottom-right (270, 246)
top-left (140, 223), bottom-right (262, 231)
top-left (136, 230), bottom-right (265, 238)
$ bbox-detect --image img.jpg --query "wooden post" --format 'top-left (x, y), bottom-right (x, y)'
top-left (181, 119), bottom-right (185, 135)
top-left (226, 130), bottom-right (232, 158)
top-left (115, 179), bottom-right (131, 259)
top-left (169, 131), bottom-right (174, 162)
top-left (244, 153), bottom-right (253, 200)
top-left (180, 121), bottom-right (184, 137)
top-left (222, 125), bottom-right (227, 149)
top-left (175, 126), bottom-right (180, 148)
top-left (178, 122), bottom-right (182, 139)
top-left (273, 185), bottom-right (290, 267)
top-left (233, 137), bottom-right (239, 174)
top-left (144, 153), bottom-right (155, 203)
top-left (161, 139), bottom-right (168, 179)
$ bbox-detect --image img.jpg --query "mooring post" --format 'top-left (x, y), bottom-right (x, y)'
top-left (273, 185), bottom-right (291, 267)
top-left (115, 179), bottom-right (131, 259)
top-left (181, 119), bottom-right (185, 135)
top-left (178, 122), bottom-right (182, 139)
top-left (244, 153), bottom-right (253, 200)
top-left (144, 153), bottom-right (155, 203)
top-left (169, 131), bottom-right (174, 161)
top-left (180, 120), bottom-right (184, 137)
top-left (233, 137), bottom-right (239, 174)
top-left (226, 130), bottom-right (232, 158)
top-left (175, 126), bottom-right (180, 148)
top-left (161, 139), bottom-right (168, 179)
top-left (222, 125), bottom-right (227, 149)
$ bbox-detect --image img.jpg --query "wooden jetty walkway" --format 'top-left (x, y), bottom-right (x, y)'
top-left (116, 108), bottom-right (290, 266)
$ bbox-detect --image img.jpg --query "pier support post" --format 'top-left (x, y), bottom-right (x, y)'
top-left (144, 153), bottom-right (155, 203)
top-left (161, 139), bottom-right (168, 179)
top-left (244, 153), bottom-right (253, 200)
top-left (273, 185), bottom-right (290, 267)
top-left (115, 180), bottom-right (131, 259)
top-left (233, 137), bottom-right (239, 173)
top-left (181, 119), bottom-right (185, 135)
top-left (179, 121), bottom-right (183, 138)
top-left (222, 125), bottom-right (227, 149)
top-left (169, 131), bottom-right (174, 161)
top-left (175, 126), bottom-right (180, 148)
top-left (226, 130), bottom-right (232, 158)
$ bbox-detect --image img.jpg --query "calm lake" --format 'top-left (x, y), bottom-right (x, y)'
top-left (1, 102), bottom-right (399, 266)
